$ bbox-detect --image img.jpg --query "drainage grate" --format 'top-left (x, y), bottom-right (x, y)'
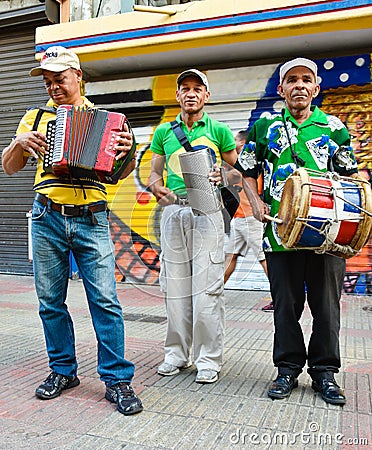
top-left (124, 313), bottom-right (167, 324)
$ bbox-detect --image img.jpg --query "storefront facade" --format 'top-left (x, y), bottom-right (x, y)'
top-left (1, 0), bottom-right (371, 292)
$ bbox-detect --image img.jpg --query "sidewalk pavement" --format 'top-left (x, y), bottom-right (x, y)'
top-left (0, 274), bottom-right (371, 450)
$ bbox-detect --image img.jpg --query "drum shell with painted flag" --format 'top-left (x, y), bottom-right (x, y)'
top-left (277, 168), bottom-right (372, 258)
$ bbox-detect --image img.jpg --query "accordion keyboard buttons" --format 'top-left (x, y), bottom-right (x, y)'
top-left (43, 120), bottom-right (56, 174)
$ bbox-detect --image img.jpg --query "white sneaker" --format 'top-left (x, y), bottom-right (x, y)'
top-left (158, 361), bottom-right (191, 376)
top-left (195, 369), bottom-right (219, 384)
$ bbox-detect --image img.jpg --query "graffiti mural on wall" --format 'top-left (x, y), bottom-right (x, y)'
top-left (322, 85), bottom-right (372, 294)
top-left (107, 136), bottom-right (163, 285)
top-left (108, 54), bottom-right (372, 294)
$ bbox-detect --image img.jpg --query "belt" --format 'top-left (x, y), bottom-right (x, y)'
top-left (35, 193), bottom-right (107, 217)
top-left (174, 196), bottom-right (189, 206)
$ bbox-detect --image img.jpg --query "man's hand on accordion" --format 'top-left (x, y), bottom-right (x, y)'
top-left (16, 131), bottom-right (48, 159)
top-left (114, 123), bottom-right (134, 161)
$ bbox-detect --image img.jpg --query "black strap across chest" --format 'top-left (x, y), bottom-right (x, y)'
top-left (31, 106), bottom-right (57, 131)
top-left (170, 120), bottom-right (194, 152)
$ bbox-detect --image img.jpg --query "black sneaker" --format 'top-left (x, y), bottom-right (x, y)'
top-left (105, 382), bottom-right (143, 415)
top-left (35, 372), bottom-right (80, 400)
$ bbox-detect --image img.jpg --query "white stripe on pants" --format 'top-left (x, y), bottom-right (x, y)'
top-left (159, 205), bottom-right (225, 371)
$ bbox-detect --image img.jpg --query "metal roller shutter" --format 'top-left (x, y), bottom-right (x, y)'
top-left (0, 21), bottom-right (49, 275)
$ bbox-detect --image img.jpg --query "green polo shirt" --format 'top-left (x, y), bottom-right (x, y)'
top-left (150, 112), bottom-right (236, 196)
top-left (235, 106), bottom-right (358, 252)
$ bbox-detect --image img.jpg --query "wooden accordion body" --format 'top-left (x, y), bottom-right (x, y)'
top-left (43, 105), bottom-right (135, 184)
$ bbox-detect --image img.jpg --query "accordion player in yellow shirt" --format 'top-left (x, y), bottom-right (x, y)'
top-left (2, 46), bottom-right (143, 416)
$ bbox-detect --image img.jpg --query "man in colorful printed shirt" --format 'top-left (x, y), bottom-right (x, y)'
top-left (149, 69), bottom-right (237, 384)
top-left (2, 46), bottom-right (143, 415)
top-left (234, 58), bottom-right (358, 405)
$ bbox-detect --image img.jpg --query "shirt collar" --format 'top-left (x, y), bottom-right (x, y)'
top-left (177, 111), bottom-right (208, 126)
top-left (46, 96), bottom-right (94, 109)
top-left (283, 105), bottom-right (328, 126)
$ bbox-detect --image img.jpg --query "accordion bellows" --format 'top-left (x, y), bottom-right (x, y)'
top-left (44, 105), bottom-right (136, 184)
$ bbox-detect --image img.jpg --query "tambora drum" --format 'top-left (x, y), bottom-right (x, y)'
top-left (277, 168), bottom-right (372, 258)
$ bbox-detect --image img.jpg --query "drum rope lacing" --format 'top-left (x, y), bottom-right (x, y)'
top-left (292, 218), bottom-right (358, 257)
top-left (292, 171), bottom-right (371, 257)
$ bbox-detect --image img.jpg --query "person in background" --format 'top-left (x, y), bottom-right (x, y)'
top-left (1, 46), bottom-right (143, 416)
top-left (234, 57), bottom-right (358, 405)
top-left (149, 69), bottom-right (237, 384)
top-left (224, 130), bottom-right (273, 312)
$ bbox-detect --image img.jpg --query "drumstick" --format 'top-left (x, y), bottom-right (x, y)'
top-left (264, 214), bottom-right (283, 224)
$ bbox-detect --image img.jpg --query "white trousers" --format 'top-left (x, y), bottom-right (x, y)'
top-left (159, 205), bottom-right (225, 371)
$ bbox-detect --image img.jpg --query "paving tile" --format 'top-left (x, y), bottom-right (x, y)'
top-left (0, 274), bottom-right (371, 449)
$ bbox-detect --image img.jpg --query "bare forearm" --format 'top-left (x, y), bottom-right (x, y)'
top-left (3, 130), bottom-right (47, 175)
top-left (2, 141), bottom-right (28, 175)
top-left (148, 170), bottom-right (164, 194)
top-left (225, 167), bottom-right (242, 185)
top-left (242, 176), bottom-right (259, 204)
top-left (149, 153), bottom-right (177, 205)
top-left (242, 176), bottom-right (269, 221)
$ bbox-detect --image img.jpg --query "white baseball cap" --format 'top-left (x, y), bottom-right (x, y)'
top-left (177, 69), bottom-right (210, 91)
top-left (279, 57), bottom-right (318, 83)
top-left (30, 46), bottom-right (80, 77)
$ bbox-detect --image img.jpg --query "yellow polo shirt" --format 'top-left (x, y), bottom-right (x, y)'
top-left (16, 97), bottom-right (107, 205)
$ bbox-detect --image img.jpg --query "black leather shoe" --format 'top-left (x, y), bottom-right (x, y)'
top-left (105, 382), bottom-right (143, 415)
top-left (35, 372), bottom-right (80, 400)
top-left (268, 374), bottom-right (298, 399)
top-left (312, 378), bottom-right (346, 405)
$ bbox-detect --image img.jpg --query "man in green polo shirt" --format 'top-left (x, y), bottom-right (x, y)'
top-left (235, 57), bottom-right (358, 405)
top-left (149, 69), bottom-right (237, 384)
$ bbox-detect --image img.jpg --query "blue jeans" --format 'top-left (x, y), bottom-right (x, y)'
top-left (31, 197), bottom-right (135, 385)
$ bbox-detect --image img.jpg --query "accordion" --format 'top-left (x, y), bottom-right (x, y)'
top-left (43, 105), bottom-right (136, 184)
